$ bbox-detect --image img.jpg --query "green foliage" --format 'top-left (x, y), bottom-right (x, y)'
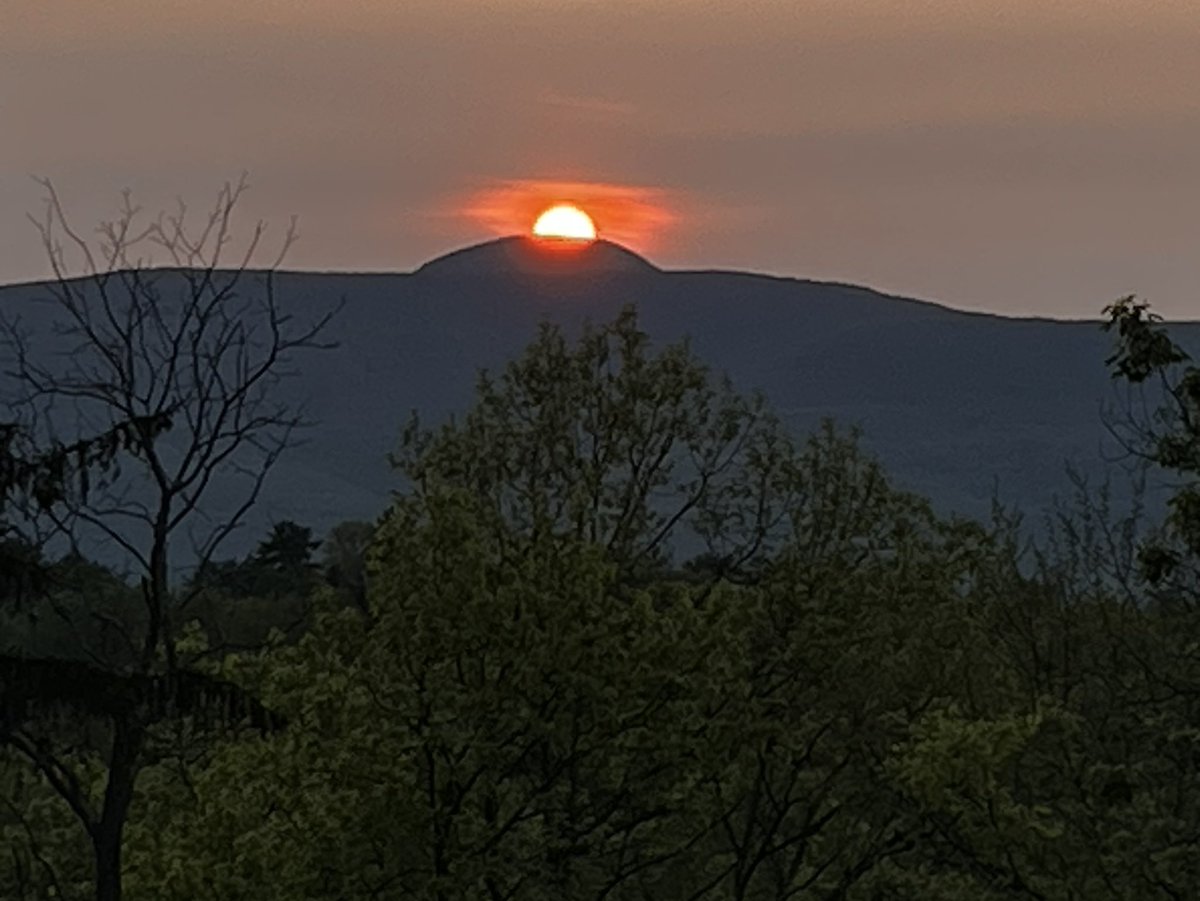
top-left (2, 181), bottom-right (333, 901)
top-left (0, 414), bottom-right (173, 513)
top-left (0, 414), bottom-right (171, 618)
top-left (1102, 296), bottom-right (1190, 384)
top-left (1103, 296), bottom-right (1200, 582)
top-left (254, 521), bottom-right (321, 578)
top-left (12, 304), bottom-right (1200, 899)
top-left (190, 520), bottom-right (321, 601)
top-left (320, 520), bottom-right (375, 612)
top-left (120, 310), bottom-right (1005, 899)
top-left (392, 307), bottom-right (788, 580)
top-left (0, 747), bottom-right (94, 899)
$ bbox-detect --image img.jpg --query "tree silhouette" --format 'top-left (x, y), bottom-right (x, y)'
top-left (1103, 296), bottom-right (1200, 587)
top-left (320, 519), bottom-right (375, 615)
top-left (254, 521), bottom-right (319, 573)
top-left (190, 520), bottom-right (321, 601)
top-left (0, 178), bottom-right (332, 901)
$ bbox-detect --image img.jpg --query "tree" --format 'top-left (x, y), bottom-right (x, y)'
top-left (191, 519), bottom-right (321, 600)
top-left (1102, 296), bottom-right (1200, 589)
top-left (1, 416), bottom-right (172, 613)
top-left (1098, 297), bottom-right (1200, 720)
top-left (320, 519), bottom-right (375, 614)
top-left (254, 521), bottom-right (319, 575)
top-left (123, 309), bottom-right (781, 898)
top-left (0, 178), bottom-right (332, 901)
top-left (11, 295), bottom-right (1198, 899)
top-left (857, 302), bottom-right (1200, 900)
top-left (392, 308), bottom-right (794, 582)
top-left (129, 310), bottom-right (1000, 900)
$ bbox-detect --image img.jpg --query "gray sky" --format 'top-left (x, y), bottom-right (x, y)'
top-left (3, 1), bottom-right (1199, 317)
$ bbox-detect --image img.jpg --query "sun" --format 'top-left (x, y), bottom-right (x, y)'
top-left (532, 204), bottom-right (597, 242)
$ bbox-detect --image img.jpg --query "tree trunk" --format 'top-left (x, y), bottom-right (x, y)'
top-left (93, 831), bottom-right (122, 901)
top-left (92, 717), bottom-right (143, 901)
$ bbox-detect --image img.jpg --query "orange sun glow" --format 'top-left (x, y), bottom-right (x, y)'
top-left (463, 179), bottom-right (677, 255)
top-left (532, 204), bottom-right (597, 241)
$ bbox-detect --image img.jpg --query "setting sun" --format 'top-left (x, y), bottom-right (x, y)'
top-left (464, 180), bottom-right (674, 254)
top-left (532, 204), bottom-right (597, 241)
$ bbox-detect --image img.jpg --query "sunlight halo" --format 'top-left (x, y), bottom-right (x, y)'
top-left (532, 204), bottom-right (597, 241)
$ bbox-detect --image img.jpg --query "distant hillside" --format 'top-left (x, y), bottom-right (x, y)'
top-left (3, 237), bottom-right (1196, 559)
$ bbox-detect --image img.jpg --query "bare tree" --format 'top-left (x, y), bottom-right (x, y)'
top-left (0, 177), bottom-right (334, 901)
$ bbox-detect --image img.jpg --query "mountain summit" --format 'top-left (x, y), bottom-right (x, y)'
top-left (415, 236), bottom-right (660, 280)
top-left (4, 257), bottom-right (1197, 560)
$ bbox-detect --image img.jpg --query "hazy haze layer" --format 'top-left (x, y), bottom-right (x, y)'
top-left (3, 1), bottom-right (1198, 317)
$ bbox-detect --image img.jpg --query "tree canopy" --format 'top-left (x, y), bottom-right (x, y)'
top-left (5, 302), bottom-right (1200, 899)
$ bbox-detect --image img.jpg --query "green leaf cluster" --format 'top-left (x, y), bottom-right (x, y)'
top-left (8, 305), bottom-right (1200, 899)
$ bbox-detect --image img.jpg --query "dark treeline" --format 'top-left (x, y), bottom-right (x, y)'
top-left (3, 189), bottom-right (1200, 899)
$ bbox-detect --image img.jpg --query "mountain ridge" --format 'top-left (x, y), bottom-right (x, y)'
top-left (2, 242), bottom-right (1197, 561)
top-left (8, 237), bottom-right (1181, 325)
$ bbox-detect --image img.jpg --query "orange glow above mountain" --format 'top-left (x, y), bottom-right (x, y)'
top-left (532, 204), bottom-right (596, 242)
top-left (464, 180), bottom-right (676, 254)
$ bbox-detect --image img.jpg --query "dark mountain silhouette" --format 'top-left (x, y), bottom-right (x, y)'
top-left (417, 236), bottom-right (659, 278)
top-left (2, 236), bottom-right (1195, 557)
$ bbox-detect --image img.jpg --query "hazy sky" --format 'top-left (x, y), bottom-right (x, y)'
top-left (3, 1), bottom-right (1199, 317)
